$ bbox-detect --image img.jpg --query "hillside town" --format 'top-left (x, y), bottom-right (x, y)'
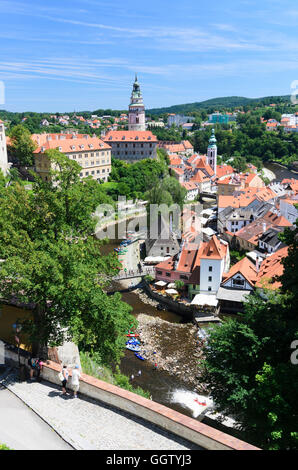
top-left (0, 76), bottom-right (297, 324)
top-left (0, 71), bottom-right (298, 452)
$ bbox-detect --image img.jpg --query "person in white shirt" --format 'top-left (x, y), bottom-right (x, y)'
top-left (61, 365), bottom-right (69, 395)
top-left (71, 365), bottom-right (81, 398)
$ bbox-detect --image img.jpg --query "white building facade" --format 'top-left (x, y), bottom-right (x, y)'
top-left (128, 75), bottom-right (146, 131)
top-left (206, 129), bottom-right (217, 177)
top-left (0, 119), bottom-right (9, 175)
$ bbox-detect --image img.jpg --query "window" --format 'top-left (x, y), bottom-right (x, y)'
top-left (232, 278), bottom-right (245, 287)
top-left (208, 287), bottom-right (212, 291)
top-left (166, 273), bottom-right (171, 277)
top-left (208, 276), bottom-right (212, 282)
top-left (209, 266), bottom-right (212, 272)
top-left (157, 271), bottom-right (162, 275)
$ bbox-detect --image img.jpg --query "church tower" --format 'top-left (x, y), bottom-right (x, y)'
top-left (207, 128), bottom-right (217, 176)
top-left (0, 120), bottom-right (9, 176)
top-left (128, 74), bottom-right (146, 131)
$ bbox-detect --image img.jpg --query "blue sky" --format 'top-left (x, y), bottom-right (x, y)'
top-left (0, 0), bottom-right (297, 112)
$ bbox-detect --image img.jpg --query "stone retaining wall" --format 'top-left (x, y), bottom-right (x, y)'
top-left (0, 340), bottom-right (260, 451)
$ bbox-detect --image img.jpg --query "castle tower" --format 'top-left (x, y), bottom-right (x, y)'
top-left (128, 74), bottom-right (146, 131)
top-left (207, 128), bottom-right (217, 176)
top-left (0, 120), bottom-right (9, 176)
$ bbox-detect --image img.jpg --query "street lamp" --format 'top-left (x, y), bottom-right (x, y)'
top-left (12, 322), bottom-right (22, 367)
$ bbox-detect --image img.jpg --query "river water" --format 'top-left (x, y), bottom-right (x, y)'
top-left (264, 162), bottom-right (298, 181)
top-left (99, 163), bottom-right (298, 421)
top-left (100, 224), bottom-right (213, 420)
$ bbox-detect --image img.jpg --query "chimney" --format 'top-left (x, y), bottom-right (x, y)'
top-left (256, 256), bottom-right (262, 273)
top-left (262, 222), bottom-right (266, 233)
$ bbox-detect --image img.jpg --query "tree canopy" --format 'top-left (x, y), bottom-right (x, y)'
top-left (202, 222), bottom-right (298, 449)
top-left (0, 151), bottom-right (135, 364)
top-left (7, 124), bottom-right (37, 166)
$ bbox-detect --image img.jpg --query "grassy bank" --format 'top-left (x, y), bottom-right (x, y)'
top-left (80, 352), bottom-right (151, 399)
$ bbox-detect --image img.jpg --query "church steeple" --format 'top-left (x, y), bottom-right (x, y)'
top-left (128, 74), bottom-right (146, 131)
top-left (207, 128), bottom-right (217, 176)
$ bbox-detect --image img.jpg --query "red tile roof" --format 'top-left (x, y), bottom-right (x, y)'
top-left (222, 257), bottom-right (257, 286)
top-left (200, 236), bottom-right (228, 260)
top-left (216, 164), bottom-right (234, 179)
top-left (34, 136), bottom-right (111, 153)
top-left (255, 247), bottom-right (288, 289)
top-left (104, 130), bottom-right (157, 142)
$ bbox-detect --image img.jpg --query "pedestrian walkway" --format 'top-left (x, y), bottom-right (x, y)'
top-left (0, 385), bottom-right (71, 450)
top-left (1, 372), bottom-right (201, 450)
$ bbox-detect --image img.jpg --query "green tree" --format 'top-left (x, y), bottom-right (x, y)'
top-left (8, 125), bottom-right (37, 166)
top-left (202, 223), bottom-right (298, 449)
top-left (0, 151), bottom-right (135, 364)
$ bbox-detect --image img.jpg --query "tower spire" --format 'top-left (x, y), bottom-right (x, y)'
top-left (207, 128), bottom-right (217, 176)
top-left (128, 74), bottom-right (145, 131)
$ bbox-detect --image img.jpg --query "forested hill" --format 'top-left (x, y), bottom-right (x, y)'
top-left (148, 95), bottom-right (290, 114)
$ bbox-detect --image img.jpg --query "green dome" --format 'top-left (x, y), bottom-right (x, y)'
top-left (208, 128), bottom-right (217, 147)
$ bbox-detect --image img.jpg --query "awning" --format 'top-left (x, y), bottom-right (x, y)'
top-left (191, 294), bottom-right (218, 307)
top-left (216, 287), bottom-right (251, 303)
top-left (165, 289), bottom-right (178, 295)
top-left (202, 227), bottom-right (217, 237)
top-left (155, 280), bottom-right (167, 287)
top-left (167, 283), bottom-right (176, 289)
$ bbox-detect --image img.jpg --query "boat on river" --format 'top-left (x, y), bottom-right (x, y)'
top-left (134, 353), bottom-right (145, 361)
top-left (126, 344), bottom-right (141, 352)
top-left (126, 338), bottom-right (140, 345)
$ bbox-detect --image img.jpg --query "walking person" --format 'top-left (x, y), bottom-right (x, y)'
top-left (71, 365), bottom-right (81, 398)
top-left (28, 355), bottom-right (35, 380)
top-left (59, 365), bottom-right (69, 395)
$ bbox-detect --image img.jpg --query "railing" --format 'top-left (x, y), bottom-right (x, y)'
top-left (113, 267), bottom-right (155, 281)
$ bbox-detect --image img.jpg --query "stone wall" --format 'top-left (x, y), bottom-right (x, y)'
top-left (142, 282), bottom-right (194, 320)
top-left (0, 340), bottom-right (259, 450)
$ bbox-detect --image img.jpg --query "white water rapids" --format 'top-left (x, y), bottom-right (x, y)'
top-left (170, 389), bottom-right (214, 419)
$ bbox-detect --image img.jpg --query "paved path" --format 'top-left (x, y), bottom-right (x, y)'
top-left (1, 373), bottom-right (201, 450)
top-left (0, 385), bottom-right (71, 450)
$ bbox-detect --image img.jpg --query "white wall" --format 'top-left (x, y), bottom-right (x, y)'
top-left (200, 258), bottom-right (223, 293)
top-left (0, 122), bottom-right (9, 175)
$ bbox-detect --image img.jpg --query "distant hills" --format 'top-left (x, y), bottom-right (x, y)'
top-left (148, 95), bottom-right (291, 115)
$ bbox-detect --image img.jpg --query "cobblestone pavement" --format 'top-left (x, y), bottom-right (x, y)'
top-left (1, 373), bottom-right (201, 450)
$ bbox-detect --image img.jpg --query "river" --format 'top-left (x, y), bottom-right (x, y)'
top-left (99, 216), bottom-right (218, 422)
top-left (264, 162), bottom-right (298, 181)
top-left (99, 163), bottom-right (298, 423)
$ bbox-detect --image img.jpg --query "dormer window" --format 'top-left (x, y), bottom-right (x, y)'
top-left (122, 136), bottom-right (125, 140)
top-left (72, 145), bottom-right (76, 150)
top-left (58, 146), bottom-right (62, 152)
top-left (80, 145), bottom-right (85, 150)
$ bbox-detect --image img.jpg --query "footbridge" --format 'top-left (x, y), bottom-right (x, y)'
top-left (113, 267), bottom-right (155, 281)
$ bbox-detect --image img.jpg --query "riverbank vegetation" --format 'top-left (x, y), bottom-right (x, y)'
top-left (202, 223), bottom-right (298, 450)
top-left (80, 352), bottom-right (150, 399)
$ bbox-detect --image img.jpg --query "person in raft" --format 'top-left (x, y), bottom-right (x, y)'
top-left (71, 365), bottom-right (81, 398)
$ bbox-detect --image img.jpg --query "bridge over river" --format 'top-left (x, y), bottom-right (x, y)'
top-left (113, 267), bottom-right (155, 281)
